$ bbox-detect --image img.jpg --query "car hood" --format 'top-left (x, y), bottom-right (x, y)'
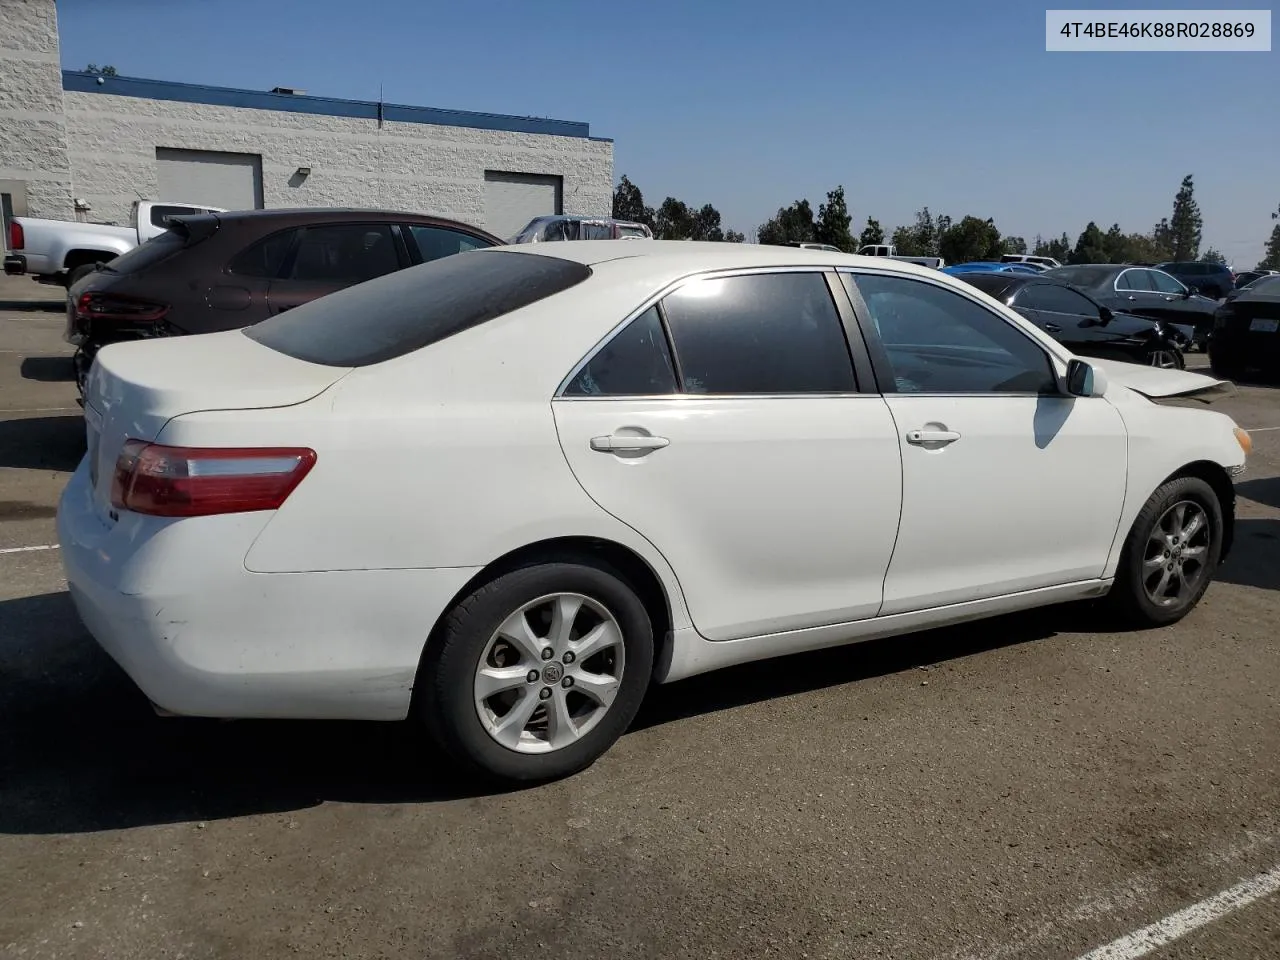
top-left (1089, 357), bottom-right (1235, 403)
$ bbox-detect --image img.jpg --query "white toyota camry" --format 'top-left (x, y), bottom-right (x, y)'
top-left (59, 241), bottom-right (1251, 782)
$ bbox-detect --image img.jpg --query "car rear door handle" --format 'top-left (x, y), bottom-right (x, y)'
top-left (906, 428), bottom-right (961, 447)
top-left (590, 434), bottom-right (670, 453)
top-left (1043, 322), bottom-right (1062, 333)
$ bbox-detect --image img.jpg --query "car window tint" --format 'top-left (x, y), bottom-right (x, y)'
top-left (1250, 275), bottom-right (1280, 295)
top-left (581, 223), bottom-right (613, 240)
top-left (409, 225), bottom-right (491, 263)
top-left (245, 250), bottom-right (591, 366)
top-left (851, 274), bottom-right (1057, 395)
top-left (228, 228), bottom-right (298, 278)
top-left (1117, 269), bottom-right (1152, 291)
top-left (660, 273), bottom-right (855, 395)
top-left (289, 224), bottom-right (400, 283)
top-left (564, 307), bottom-right (677, 396)
top-left (1016, 283), bottom-right (1096, 315)
top-left (1150, 270), bottom-right (1185, 294)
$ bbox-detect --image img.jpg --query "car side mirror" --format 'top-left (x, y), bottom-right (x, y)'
top-left (1183, 286), bottom-right (1197, 299)
top-left (1066, 358), bottom-right (1108, 398)
top-left (1097, 306), bottom-right (1114, 324)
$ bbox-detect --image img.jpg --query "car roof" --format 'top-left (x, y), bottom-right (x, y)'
top-left (492, 239), bottom-right (949, 275)
top-left (172, 207), bottom-right (500, 237)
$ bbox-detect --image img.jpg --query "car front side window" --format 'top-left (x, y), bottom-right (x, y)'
top-left (1150, 270), bottom-right (1186, 294)
top-left (849, 273), bottom-right (1058, 395)
top-left (659, 272), bottom-right (857, 395)
top-left (1117, 269), bottom-right (1153, 292)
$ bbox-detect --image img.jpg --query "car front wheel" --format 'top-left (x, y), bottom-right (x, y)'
top-left (1108, 476), bottom-right (1223, 627)
top-left (418, 561), bottom-right (654, 783)
top-left (1142, 345), bottom-right (1184, 370)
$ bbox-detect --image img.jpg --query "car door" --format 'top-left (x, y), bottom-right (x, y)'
top-left (265, 222), bottom-right (408, 314)
top-left (552, 270), bottom-right (904, 642)
top-left (1012, 283), bottom-right (1127, 358)
top-left (1113, 268), bottom-right (1168, 320)
top-left (842, 271), bottom-right (1128, 615)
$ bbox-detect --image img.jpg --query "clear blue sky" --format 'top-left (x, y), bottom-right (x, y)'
top-left (57, 0), bottom-right (1277, 266)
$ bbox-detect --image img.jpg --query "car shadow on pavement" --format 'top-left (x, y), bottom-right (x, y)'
top-left (0, 589), bottom-right (1095, 835)
top-left (1215, 517), bottom-right (1280, 592)
top-left (1235, 476), bottom-right (1280, 511)
top-left (0, 299), bottom-right (64, 313)
top-left (19, 355), bottom-right (75, 382)
top-left (0, 591), bottom-right (508, 835)
top-left (0, 415), bottom-right (85, 472)
top-left (635, 603), bottom-right (1097, 732)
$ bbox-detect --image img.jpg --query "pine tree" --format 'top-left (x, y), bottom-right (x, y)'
top-left (1258, 203), bottom-right (1280, 271)
top-left (859, 218), bottom-right (885, 248)
top-left (1168, 175), bottom-right (1203, 261)
top-left (814, 186), bottom-right (855, 251)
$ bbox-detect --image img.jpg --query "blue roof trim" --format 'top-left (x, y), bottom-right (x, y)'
top-left (61, 71), bottom-right (594, 139)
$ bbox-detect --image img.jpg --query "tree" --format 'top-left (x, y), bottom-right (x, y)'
top-left (814, 185), bottom-right (855, 252)
top-left (859, 218), bottom-right (885, 248)
top-left (1200, 247), bottom-right (1227, 265)
top-left (612, 175), bottom-right (654, 229)
top-left (1258, 203), bottom-right (1280, 271)
top-left (939, 216), bottom-right (1003, 264)
top-left (1002, 236), bottom-right (1027, 256)
top-left (1168, 175), bottom-right (1203, 261)
top-left (757, 199), bottom-right (816, 246)
top-left (653, 198), bottom-right (728, 241)
top-left (1101, 223), bottom-right (1127, 263)
top-left (1070, 221), bottom-right (1107, 264)
top-left (85, 63), bottom-right (117, 76)
top-left (723, 229), bottom-right (745, 243)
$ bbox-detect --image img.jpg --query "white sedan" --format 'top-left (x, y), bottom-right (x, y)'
top-left (58, 242), bottom-right (1252, 783)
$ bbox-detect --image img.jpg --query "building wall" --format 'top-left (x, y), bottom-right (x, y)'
top-left (0, 0), bottom-right (73, 220)
top-left (62, 91), bottom-right (613, 232)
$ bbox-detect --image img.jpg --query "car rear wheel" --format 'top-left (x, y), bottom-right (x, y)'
top-left (66, 263), bottom-right (95, 292)
top-left (418, 561), bottom-right (654, 783)
top-left (1209, 349), bottom-right (1246, 380)
top-left (1108, 476), bottom-right (1223, 627)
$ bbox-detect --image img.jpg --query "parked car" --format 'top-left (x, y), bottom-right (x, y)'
top-left (1000, 254), bottom-right (1063, 269)
top-left (787, 242), bottom-right (844, 252)
top-left (4, 199), bottom-right (225, 289)
top-left (60, 241), bottom-right (1249, 783)
top-left (1234, 269), bottom-right (1279, 290)
top-left (1042, 264), bottom-right (1219, 349)
top-left (1208, 274), bottom-right (1280, 379)
top-left (65, 207), bottom-right (503, 395)
top-left (957, 272), bottom-right (1187, 368)
top-left (1155, 261), bottom-right (1236, 300)
top-left (854, 243), bottom-right (946, 269)
top-left (510, 215), bottom-right (653, 243)
top-left (942, 262), bottom-right (1041, 275)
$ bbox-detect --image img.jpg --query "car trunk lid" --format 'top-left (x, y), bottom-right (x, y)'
top-left (83, 331), bottom-right (350, 518)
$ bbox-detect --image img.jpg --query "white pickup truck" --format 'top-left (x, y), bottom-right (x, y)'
top-left (4, 199), bottom-right (225, 288)
top-left (855, 243), bottom-right (946, 269)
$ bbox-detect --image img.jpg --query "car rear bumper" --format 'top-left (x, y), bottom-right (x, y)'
top-left (3, 254), bottom-right (25, 275)
top-left (57, 462), bottom-right (480, 721)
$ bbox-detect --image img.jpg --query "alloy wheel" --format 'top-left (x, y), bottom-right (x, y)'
top-left (1146, 349), bottom-right (1179, 369)
top-left (473, 593), bottom-right (625, 754)
top-left (1142, 500), bottom-right (1211, 607)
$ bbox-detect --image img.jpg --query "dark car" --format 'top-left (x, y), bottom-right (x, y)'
top-left (957, 272), bottom-right (1186, 368)
top-left (1041, 264), bottom-right (1219, 349)
top-left (1155, 260), bottom-right (1236, 299)
top-left (1208, 274), bottom-right (1280, 379)
top-left (66, 208), bottom-right (503, 393)
top-left (1234, 269), bottom-right (1279, 289)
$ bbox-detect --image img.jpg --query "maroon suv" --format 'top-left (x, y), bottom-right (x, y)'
top-left (66, 208), bottom-right (503, 393)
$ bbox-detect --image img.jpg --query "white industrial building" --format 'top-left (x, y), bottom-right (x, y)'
top-left (0, 0), bottom-right (613, 243)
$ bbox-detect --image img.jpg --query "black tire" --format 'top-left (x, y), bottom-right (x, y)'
top-left (65, 263), bottom-right (95, 292)
top-left (417, 561), bottom-right (654, 783)
top-left (1107, 476), bottom-right (1223, 628)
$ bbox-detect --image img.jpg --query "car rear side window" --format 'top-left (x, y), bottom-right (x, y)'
top-left (1016, 283), bottom-right (1097, 316)
top-left (660, 272), bottom-right (857, 395)
top-left (229, 228), bottom-right (298, 278)
top-left (563, 307), bottom-right (677, 396)
top-left (1117, 269), bottom-right (1153, 291)
top-left (244, 250), bottom-right (591, 366)
top-left (289, 224), bottom-right (401, 283)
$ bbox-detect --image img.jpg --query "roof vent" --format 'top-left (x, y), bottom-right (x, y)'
top-left (270, 86), bottom-right (306, 96)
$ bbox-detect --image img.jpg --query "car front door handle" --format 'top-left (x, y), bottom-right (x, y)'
top-left (906, 428), bottom-right (961, 447)
top-left (1043, 322), bottom-right (1062, 333)
top-left (590, 434), bottom-right (670, 453)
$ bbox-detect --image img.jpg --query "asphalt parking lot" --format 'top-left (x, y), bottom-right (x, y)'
top-left (1, 277), bottom-right (1278, 960)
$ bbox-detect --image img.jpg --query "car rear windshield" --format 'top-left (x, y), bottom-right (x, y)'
top-left (243, 249), bottom-right (592, 366)
top-left (98, 229), bottom-right (189, 275)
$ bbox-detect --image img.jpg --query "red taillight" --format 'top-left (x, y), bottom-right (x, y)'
top-left (110, 441), bottom-right (317, 517)
top-left (8, 220), bottom-right (23, 251)
top-left (76, 291), bottom-right (169, 322)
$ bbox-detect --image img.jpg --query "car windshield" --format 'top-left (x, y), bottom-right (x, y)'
top-left (1045, 266), bottom-right (1112, 287)
top-left (244, 250), bottom-right (590, 366)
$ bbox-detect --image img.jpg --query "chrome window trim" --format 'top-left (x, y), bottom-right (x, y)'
top-left (553, 265), bottom-right (854, 399)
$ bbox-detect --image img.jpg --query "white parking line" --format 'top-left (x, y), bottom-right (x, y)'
top-left (1244, 426), bottom-right (1280, 432)
top-left (0, 406), bottom-right (81, 414)
top-left (0, 543), bottom-right (60, 555)
top-left (1072, 864), bottom-right (1280, 960)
